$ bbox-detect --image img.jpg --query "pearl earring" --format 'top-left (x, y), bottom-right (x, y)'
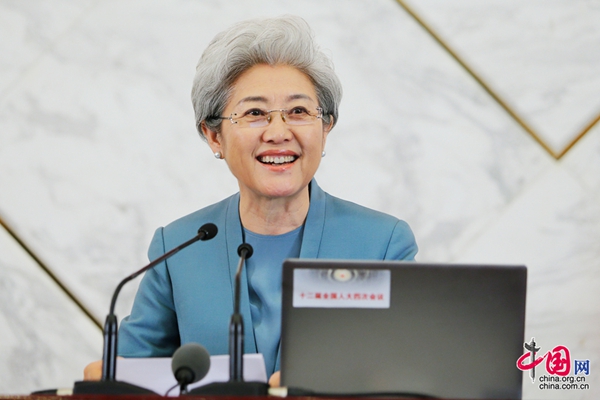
top-left (214, 152), bottom-right (222, 159)
top-left (321, 150), bottom-right (326, 158)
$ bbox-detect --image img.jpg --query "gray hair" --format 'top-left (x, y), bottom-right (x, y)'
top-left (191, 15), bottom-right (342, 139)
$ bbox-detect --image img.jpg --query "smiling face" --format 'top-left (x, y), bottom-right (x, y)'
top-left (203, 64), bottom-right (332, 204)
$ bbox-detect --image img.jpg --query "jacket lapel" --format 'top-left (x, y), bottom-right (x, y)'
top-left (300, 179), bottom-right (325, 259)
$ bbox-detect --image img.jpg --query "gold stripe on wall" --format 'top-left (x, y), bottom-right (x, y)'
top-left (393, 0), bottom-right (598, 161)
top-left (557, 113), bottom-right (600, 159)
top-left (0, 215), bottom-right (102, 330)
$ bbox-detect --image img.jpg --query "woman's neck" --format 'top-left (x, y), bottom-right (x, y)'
top-left (239, 187), bottom-right (310, 235)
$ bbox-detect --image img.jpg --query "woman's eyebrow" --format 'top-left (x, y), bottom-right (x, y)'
top-left (287, 94), bottom-right (313, 102)
top-left (236, 96), bottom-right (268, 106)
top-left (235, 94), bottom-right (315, 107)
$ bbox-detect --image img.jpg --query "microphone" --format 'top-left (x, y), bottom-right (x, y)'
top-left (188, 243), bottom-right (268, 396)
top-left (172, 343), bottom-right (211, 394)
top-left (73, 223), bottom-right (218, 395)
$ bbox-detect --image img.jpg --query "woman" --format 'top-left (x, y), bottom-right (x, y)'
top-left (85, 15), bottom-right (417, 385)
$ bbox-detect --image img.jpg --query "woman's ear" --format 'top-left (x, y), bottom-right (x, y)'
top-left (323, 115), bottom-right (334, 135)
top-left (201, 122), bottom-right (223, 155)
top-left (322, 115), bottom-right (334, 145)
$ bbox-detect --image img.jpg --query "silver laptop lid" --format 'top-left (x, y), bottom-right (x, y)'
top-left (280, 260), bottom-right (527, 399)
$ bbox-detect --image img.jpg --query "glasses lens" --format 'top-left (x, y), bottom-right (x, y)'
top-left (247, 119), bottom-right (269, 128)
top-left (233, 109), bottom-right (267, 126)
top-left (284, 107), bottom-right (315, 125)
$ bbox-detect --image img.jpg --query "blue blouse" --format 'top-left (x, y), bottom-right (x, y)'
top-left (244, 226), bottom-right (303, 376)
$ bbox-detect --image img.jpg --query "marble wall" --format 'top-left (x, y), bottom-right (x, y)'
top-left (0, 0), bottom-right (598, 398)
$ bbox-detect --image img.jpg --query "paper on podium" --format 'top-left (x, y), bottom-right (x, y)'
top-left (116, 354), bottom-right (267, 396)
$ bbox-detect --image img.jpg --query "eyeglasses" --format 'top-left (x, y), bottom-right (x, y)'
top-left (213, 106), bottom-right (323, 128)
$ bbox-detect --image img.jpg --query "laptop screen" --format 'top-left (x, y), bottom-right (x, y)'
top-left (280, 259), bottom-right (527, 399)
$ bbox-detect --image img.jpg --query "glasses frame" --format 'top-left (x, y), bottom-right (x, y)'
top-left (212, 107), bottom-right (323, 128)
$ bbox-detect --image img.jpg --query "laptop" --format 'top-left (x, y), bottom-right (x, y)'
top-left (280, 260), bottom-right (527, 399)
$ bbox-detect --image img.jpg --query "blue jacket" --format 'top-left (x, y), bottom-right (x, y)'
top-left (118, 180), bottom-right (417, 358)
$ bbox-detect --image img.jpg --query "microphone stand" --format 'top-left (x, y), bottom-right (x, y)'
top-left (188, 243), bottom-right (269, 396)
top-left (73, 223), bottom-right (218, 394)
top-left (230, 243), bottom-right (252, 382)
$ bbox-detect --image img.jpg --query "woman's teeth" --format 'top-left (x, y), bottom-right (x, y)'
top-left (259, 155), bottom-right (296, 164)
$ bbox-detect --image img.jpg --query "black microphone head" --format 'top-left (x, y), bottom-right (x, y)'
top-left (237, 243), bottom-right (253, 259)
top-left (171, 343), bottom-right (211, 386)
top-left (198, 223), bottom-right (218, 241)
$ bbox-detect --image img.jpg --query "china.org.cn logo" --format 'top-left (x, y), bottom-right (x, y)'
top-left (516, 337), bottom-right (591, 392)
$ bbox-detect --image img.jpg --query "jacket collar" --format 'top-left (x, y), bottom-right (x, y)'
top-left (300, 179), bottom-right (325, 258)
